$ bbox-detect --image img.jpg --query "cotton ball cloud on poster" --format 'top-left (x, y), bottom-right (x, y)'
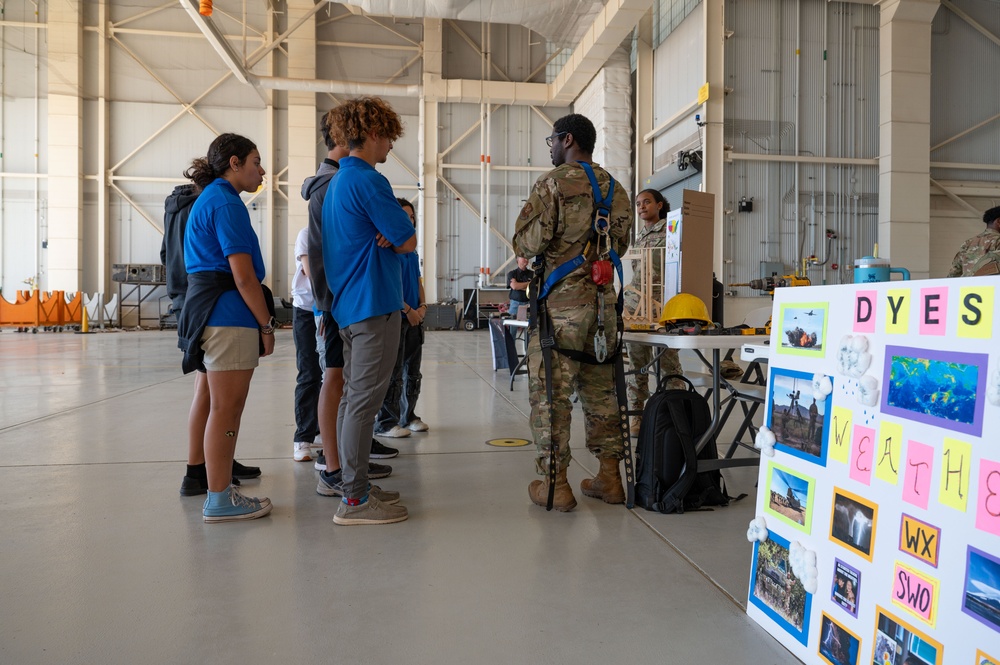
top-left (857, 374), bottom-right (880, 408)
top-left (789, 541), bottom-right (819, 594)
top-left (747, 516), bottom-right (769, 543)
top-left (812, 373), bottom-right (832, 399)
top-left (755, 426), bottom-right (776, 457)
top-left (837, 335), bottom-right (872, 378)
top-left (988, 363), bottom-right (1000, 407)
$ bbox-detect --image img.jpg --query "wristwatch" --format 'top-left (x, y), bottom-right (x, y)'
top-left (259, 316), bottom-right (277, 335)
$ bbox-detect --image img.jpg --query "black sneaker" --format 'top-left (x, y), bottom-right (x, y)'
top-left (312, 453), bottom-right (391, 478)
top-left (370, 438), bottom-right (399, 459)
top-left (368, 461), bottom-right (392, 479)
top-left (232, 460), bottom-right (261, 479)
top-left (179, 475), bottom-right (241, 496)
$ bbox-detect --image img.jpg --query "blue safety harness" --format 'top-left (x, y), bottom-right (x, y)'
top-left (537, 161), bottom-right (624, 315)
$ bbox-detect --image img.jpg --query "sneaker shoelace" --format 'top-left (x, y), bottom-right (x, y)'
top-left (230, 488), bottom-right (258, 509)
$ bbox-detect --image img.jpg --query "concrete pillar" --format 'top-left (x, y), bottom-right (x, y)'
top-left (286, 0), bottom-right (317, 296)
top-left (634, 11), bottom-right (654, 201)
top-left (422, 19), bottom-right (442, 303)
top-left (46, 1), bottom-right (83, 292)
top-left (704, 0), bottom-right (726, 279)
top-left (96, 1), bottom-right (111, 298)
top-left (878, 0), bottom-right (940, 280)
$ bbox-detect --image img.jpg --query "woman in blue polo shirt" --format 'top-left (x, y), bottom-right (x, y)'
top-left (179, 133), bottom-right (274, 524)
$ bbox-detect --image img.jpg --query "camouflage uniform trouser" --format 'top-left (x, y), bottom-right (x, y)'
top-left (626, 343), bottom-right (684, 413)
top-left (527, 303), bottom-right (621, 475)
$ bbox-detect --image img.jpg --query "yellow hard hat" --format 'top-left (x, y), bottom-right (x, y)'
top-left (659, 293), bottom-right (712, 325)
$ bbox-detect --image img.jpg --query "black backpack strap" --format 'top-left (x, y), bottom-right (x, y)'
top-left (613, 350), bottom-right (635, 508)
top-left (653, 396), bottom-right (700, 514)
top-left (529, 260), bottom-right (559, 511)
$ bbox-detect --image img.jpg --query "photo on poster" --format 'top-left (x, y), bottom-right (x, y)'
top-left (882, 345), bottom-right (988, 438)
top-left (829, 488), bottom-right (878, 562)
top-left (977, 649), bottom-right (999, 665)
top-left (748, 530), bottom-right (812, 645)
top-left (831, 559), bottom-right (861, 617)
top-left (818, 612), bottom-right (861, 665)
top-left (766, 367), bottom-right (831, 465)
top-left (777, 302), bottom-right (828, 357)
top-left (764, 462), bottom-right (815, 534)
top-left (871, 606), bottom-right (943, 665)
top-left (963, 546), bottom-right (1000, 634)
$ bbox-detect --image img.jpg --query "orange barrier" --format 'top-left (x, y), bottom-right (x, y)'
top-left (0, 290), bottom-right (84, 329)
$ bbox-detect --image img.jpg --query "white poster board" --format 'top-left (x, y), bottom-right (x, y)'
top-left (746, 277), bottom-right (1000, 665)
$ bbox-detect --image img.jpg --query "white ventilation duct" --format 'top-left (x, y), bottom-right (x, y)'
top-left (573, 44), bottom-right (633, 187)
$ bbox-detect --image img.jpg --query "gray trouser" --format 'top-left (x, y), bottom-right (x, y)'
top-left (336, 311), bottom-right (402, 499)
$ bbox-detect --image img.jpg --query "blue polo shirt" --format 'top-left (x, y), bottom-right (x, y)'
top-left (322, 156), bottom-right (415, 328)
top-left (401, 252), bottom-right (421, 310)
top-left (184, 178), bottom-right (265, 328)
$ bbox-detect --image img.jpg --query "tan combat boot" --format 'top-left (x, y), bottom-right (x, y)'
top-left (580, 458), bottom-right (625, 504)
top-left (528, 468), bottom-right (577, 512)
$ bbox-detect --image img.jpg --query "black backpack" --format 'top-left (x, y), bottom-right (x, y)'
top-left (634, 377), bottom-right (738, 513)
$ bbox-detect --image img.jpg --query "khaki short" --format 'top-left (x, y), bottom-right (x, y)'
top-left (201, 326), bottom-right (260, 372)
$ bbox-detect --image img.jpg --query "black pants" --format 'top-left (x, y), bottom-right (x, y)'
top-left (293, 306), bottom-right (321, 442)
top-left (375, 320), bottom-right (424, 431)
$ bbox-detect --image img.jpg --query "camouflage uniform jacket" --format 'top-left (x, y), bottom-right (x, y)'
top-left (948, 227), bottom-right (1000, 277)
top-left (624, 218), bottom-right (666, 312)
top-left (513, 161), bottom-right (632, 311)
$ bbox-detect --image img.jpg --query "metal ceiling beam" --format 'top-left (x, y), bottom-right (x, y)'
top-left (178, 0), bottom-right (252, 84)
top-left (548, 0), bottom-right (654, 105)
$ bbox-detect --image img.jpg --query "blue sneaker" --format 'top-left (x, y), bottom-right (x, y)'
top-left (203, 486), bottom-right (272, 523)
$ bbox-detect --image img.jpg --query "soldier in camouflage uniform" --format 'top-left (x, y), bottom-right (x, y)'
top-left (624, 189), bottom-right (685, 431)
top-left (513, 113), bottom-right (632, 511)
top-left (949, 206), bottom-right (1000, 277)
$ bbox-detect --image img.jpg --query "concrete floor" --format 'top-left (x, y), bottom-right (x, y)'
top-left (0, 327), bottom-right (799, 664)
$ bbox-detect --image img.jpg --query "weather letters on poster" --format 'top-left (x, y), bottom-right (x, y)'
top-left (746, 278), bottom-right (1000, 665)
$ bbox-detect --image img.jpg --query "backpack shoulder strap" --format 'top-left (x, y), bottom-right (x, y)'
top-left (653, 392), bottom-right (701, 514)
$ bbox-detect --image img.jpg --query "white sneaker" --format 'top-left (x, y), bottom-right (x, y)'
top-left (293, 441), bottom-right (313, 462)
top-left (310, 435), bottom-right (323, 451)
top-left (406, 418), bottom-right (429, 432)
top-left (376, 425), bottom-right (411, 439)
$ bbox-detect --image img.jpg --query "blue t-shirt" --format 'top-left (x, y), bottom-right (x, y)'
top-left (401, 252), bottom-right (421, 310)
top-left (184, 178), bottom-right (265, 328)
top-left (322, 156), bottom-right (415, 328)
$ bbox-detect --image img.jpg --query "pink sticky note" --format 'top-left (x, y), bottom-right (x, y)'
top-left (975, 459), bottom-right (1000, 537)
top-left (850, 425), bottom-right (875, 486)
top-left (918, 287), bottom-right (949, 336)
top-left (854, 290), bottom-right (877, 333)
top-left (903, 441), bottom-right (935, 510)
top-left (892, 562), bottom-right (938, 624)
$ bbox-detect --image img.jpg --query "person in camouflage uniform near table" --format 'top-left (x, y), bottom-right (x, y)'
top-left (513, 113), bottom-right (632, 512)
top-left (948, 205), bottom-right (1000, 277)
top-left (624, 189), bottom-right (685, 430)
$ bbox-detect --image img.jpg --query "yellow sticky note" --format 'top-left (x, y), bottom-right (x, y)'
top-left (957, 286), bottom-right (994, 339)
top-left (939, 437), bottom-right (972, 512)
top-left (885, 289), bottom-right (910, 334)
top-left (876, 421), bottom-right (903, 485)
top-left (829, 406), bottom-right (853, 465)
top-left (697, 82), bottom-right (709, 104)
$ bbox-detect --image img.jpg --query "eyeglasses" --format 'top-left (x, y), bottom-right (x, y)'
top-left (545, 131), bottom-right (568, 147)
